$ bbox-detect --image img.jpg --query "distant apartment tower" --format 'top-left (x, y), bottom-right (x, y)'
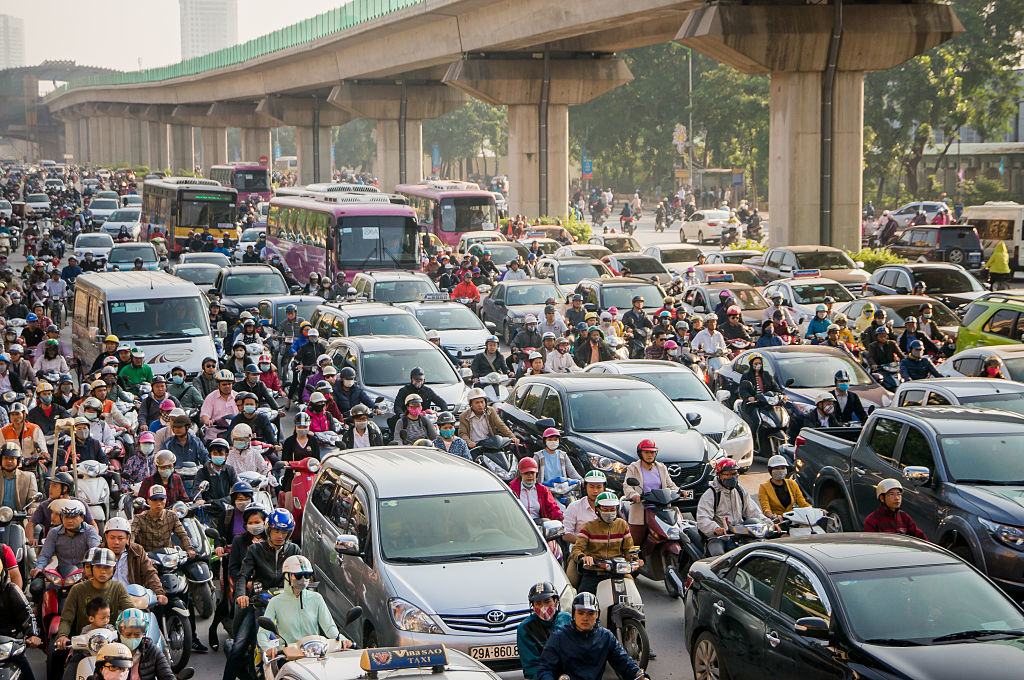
top-left (179, 0), bottom-right (239, 61)
top-left (0, 15), bottom-right (26, 69)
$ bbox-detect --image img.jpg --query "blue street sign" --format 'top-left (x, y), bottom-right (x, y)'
top-left (274, 146), bottom-right (280, 160)
top-left (431, 144), bottom-right (441, 172)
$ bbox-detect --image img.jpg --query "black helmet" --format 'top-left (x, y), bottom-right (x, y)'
top-left (340, 366), bottom-right (356, 380)
top-left (572, 592), bottom-right (599, 613)
top-left (410, 367), bottom-right (425, 379)
top-left (528, 581), bottom-right (557, 603)
top-left (437, 411), bottom-right (456, 425)
top-left (834, 369), bottom-right (850, 382)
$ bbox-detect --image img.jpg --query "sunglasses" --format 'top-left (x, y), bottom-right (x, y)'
top-left (292, 571), bottom-right (314, 579)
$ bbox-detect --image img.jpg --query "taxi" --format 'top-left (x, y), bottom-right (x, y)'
top-left (271, 645), bottom-right (503, 680)
top-left (760, 268), bottom-right (855, 326)
top-left (397, 294), bottom-right (496, 357)
top-left (679, 274), bottom-right (770, 328)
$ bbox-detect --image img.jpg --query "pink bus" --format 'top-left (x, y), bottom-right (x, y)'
top-left (266, 194), bottom-right (420, 282)
top-left (210, 163), bottom-right (272, 203)
top-left (393, 180), bottom-right (498, 248)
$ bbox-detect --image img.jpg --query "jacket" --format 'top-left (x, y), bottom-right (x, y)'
top-left (100, 541), bottom-right (165, 597)
top-left (863, 504), bottom-right (927, 539)
top-left (832, 388), bottom-right (868, 424)
top-left (738, 369), bottom-right (780, 401)
top-left (135, 636), bottom-right (175, 680)
top-left (341, 423), bottom-right (384, 449)
top-left (458, 406), bottom-right (513, 443)
top-left (510, 478), bottom-right (563, 521)
top-left (0, 580), bottom-right (39, 638)
top-left (235, 540), bottom-right (302, 598)
top-left (695, 478), bottom-right (769, 538)
top-left (228, 412), bottom-right (278, 446)
top-left (1, 421), bottom-right (47, 458)
top-left (757, 479), bottom-right (810, 518)
top-left (573, 340), bottom-right (614, 368)
top-left (471, 351), bottom-right (509, 378)
top-left (166, 381), bottom-right (204, 409)
top-left (433, 436), bottom-right (471, 460)
top-left (0, 469), bottom-right (37, 511)
top-left (621, 461), bottom-right (678, 524)
top-left (518, 611), bottom-right (571, 680)
top-left (391, 414), bottom-right (438, 445)
top-left (569, 516), bottom-right (632, 564)
top-left (545, 350), bottom-right (578, 374)
top-left (394, 383), bottom-right (447, 415)
top-left (192, 373), bottom-right (218, 399)
top-left (256, 588), bottom-right (339, 652)
top-left (511, 328), bottom-right (543, 352)
top-left (537, 623), bottom-right (641, 680)
top-left (164, 432), bottom-right (210, 467)
top-left (332, 383), bottom-right (375, 414)
top-left (899, 356), bottom-right (941, 381)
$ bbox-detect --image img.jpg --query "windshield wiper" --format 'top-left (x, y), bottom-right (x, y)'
top-left (386, 556), bottom-right (450, 564)
top-left (863, 638), bottom-right (924, 647)
top-left (932, 629), bottom-right (1024, 643)
top-left (463, 550), bottom-right (534, 559)
top-left (954, 479), bottom-right (1024, 486)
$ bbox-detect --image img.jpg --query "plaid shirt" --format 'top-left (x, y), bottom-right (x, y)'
top-left (139, 473), bottom-right (188, 505)
top-left (131, 509), bottom-right (193, 553)
top-left (863, 504), bottom-right (927, 540)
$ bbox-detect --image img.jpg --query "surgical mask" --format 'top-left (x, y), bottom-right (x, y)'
top-left (171, 375), bottom-right (183, 385)
top-left (211, 455), bottom-right (226, 466)
top-left (440, 427), bottom-right (454, 438)
top-left (40, 395), bottom-right (52, 404)
top-left (557, 346), bottom-right (568, 354)
top-left (247, 523), bottom-right (265, 536)
top-left (923, 313), bottom-right (932, 319)
top-left (243, 405), bottom-right (256, 415)
top-left (85, 411), bottom-right (98, 421)
top-left (234, 349), bottom-right (245, 357)
top-left (235, 500), bottom-right (249, 511)
top-left (837, 382), bottom-right (849, 392)
top-left (101, 668), bottom-right (129, 680)
top-left (720, 477), bottom-right (738, 489)
top-left (159, 468), bottom-right (172, 478)
top-left (343, 379), bottom-right (354, 388)
top-left (234, 440), bottom-right (248, 450)
top-left (407, 406), bottom-right (422, 416)
top-left (291, 575), bottom-right (310, 591)
top-left (537, 604), bottom-right (557, 621)
top-left (140, 444), bottom-right (154, 455)
top-left (121, 636), bottom-right (141, 652)
top-left (311, 404), bottom-right (324, 412)
top-left (764, 326), bottom-right (774, 335)
top-left (770, 469), bottom-right (787, 482)
top-left (259, 364), bottom-right (270, 372)
top-left (75, 428), bottom-right (88, 440)
top-left (354, 420), bottom-right (367, 431)
top-left (599, 511), bottom-right (617, 524)
top-left (821, 403), bottom-right (835, 415)
top-left (669, 349), bottom-right (680, 357)
top-left (545, 440), bottom-right (559, 451)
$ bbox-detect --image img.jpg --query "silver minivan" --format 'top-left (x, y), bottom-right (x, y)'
top-left (303, 446), bottom-right (573, 670)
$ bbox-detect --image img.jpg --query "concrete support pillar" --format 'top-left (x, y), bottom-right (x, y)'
top-left (200, 127), bottom-right (228, 174)
top-left (63, 119), bottom-right (80, 163)
top-left (78, 118), bottom-right (90, 163)
top-left (241, 128), bottom-right (273, 164)
top-left (87, 118), bottom-right (102, 164)
top-left (443, 58), bottom-right (632, 218)
top-left (146, 121), bottom-right (169, 170)
top-left (111, 118), bottom-right (128, 165)
top-left (296, 126), bottom-right (332, 185)
top-left (374, 119), bottom-right (422, 193)
top-left (127, 119), bottom-right (146, 166)
top-left (169, 124), bottom-right (193, 174)
top-left (98, 118), bottom-right (116, 165)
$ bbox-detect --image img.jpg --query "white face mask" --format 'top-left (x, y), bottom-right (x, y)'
top-left (770, 469), bottom-right (787, 481)
top-left (544, 440), bottom-right (559, 451)
top-left (343, 379), bottom-right (354, 388)
top-left (599, 511), bottom-right (617, 524)
top-left (101, 669), bottom-right (129, 680)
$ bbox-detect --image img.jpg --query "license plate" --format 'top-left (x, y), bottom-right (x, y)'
top-left (679, 489), bottom-right (694, 501)
top-left (469, 644), bottom-right (518, 661)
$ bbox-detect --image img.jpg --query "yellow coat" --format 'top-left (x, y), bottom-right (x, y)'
top-left (988, 241), bottom-right (1011, 275)
top-left (758, 478), bottom-right (810, 517)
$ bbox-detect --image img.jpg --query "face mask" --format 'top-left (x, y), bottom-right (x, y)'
top-left (822, 404), bottom-right (835, 415)
top-left (311, 404), bottom-right (324, 412)
top-left (121, 636), bottom-right (141, 652)
top-left (720, 477), bottom-right (738, 490)
top-left (923, 313), bottom-right (932, 319)
top-left (247, 523), bottom-right (265, 536)
top-left (235, 500), bottom-right (249, 511)
top-left (234, 349), bottom-right (245, 357)
top-left (75, 429), bottom-right (88, 440)
top-left (770, 469), bottom-right (787, 481)
top-left (407, 406), bottom-right (422, 416)
top-left (599, 511), bottom-right (617, 524)
top-left (211, 455), bottom-right (226, 466)
top-left (171, 375), bottom-right (183, 385)
top-left (751, 364), bottom-right (762, 373)
top-left (557, 346), bottom-right (568, 354)
top-left (537, 603), bottom-right (557, 621)
top-left (911, 350), bottom-right (922, 359)
top-left (101, 668), bottom-right (130, 680)
top-left (764, 326), bottom-right (774, 335)
top-left (341, 379), bottom-right (355, 388)
top-left (40, 395), bottom-right (52, 404)
top-left (545, 440), bottom-right (559, 451)
top-left (837, 382), bottom-right (849, 392)
top-left (138, 443), bottom-right (155, 456)
top-left (159, 468), bottom-right (172, 478)
top-left (234, 440), bottom-right (248, 450)
top-left (354, 420), bottom-right (367, 431)
top-left (243, 405), bottom-right (256, 415)
top-left (669, 349), bottom-right (680, 357)
top-left (259, 364), bottom-right (270, 372)
top-left (440, 427), bottom-right (454, 438)
top-left (85, 412), bottom-right (98, 421)
top-left (291, 575), bottom-right (310, 592)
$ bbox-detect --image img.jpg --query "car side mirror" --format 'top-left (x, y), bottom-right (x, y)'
top-left (794, 616), bottom-right (830, 640)
top-left (785, 378), bottom-right (795, 387)
top-left (257, 616), bottom-right (280, 636)
top-left (694, 306), bottom-right (706, 314)
top-left (344, 606), bottom-right (363, 627)
top-left (903, 465), bottom-right (930, 486)
top-left (716, 389), bottom-right (731, 403)
top-left (542, 519), bottom-right (565, 541)
top-left (485, 321), bottom-right (496, 331)
top-left (289, 285), bottom-right (302, 295)
top-left (685, 412), bottom-right (702, 427)
top-left (536, 417), bottom-right (556, 429)
top-left (625, 477), bottom-right (641, 487)
top-left (335, 534), bottom-right (361, 556)
top-left (780, 264), bottom-right (793, 273)
top-left (854, 261), bottom-right (865, 269)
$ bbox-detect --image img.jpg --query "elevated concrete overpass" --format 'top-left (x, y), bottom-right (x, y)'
top-left (43, 0), bottom-right (961, 249)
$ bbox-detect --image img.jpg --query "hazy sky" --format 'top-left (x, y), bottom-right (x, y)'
top-left (5, 1), bottom-right (345, 71)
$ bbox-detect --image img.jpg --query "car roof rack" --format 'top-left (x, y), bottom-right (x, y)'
top-left (976, 291), bottom-right (1024, 305)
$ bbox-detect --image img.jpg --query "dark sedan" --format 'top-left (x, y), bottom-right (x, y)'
top-left (685, 534), bottom-right (1024, 680)
top-left (496, 374), bottom-right (722, 511)
top-left (479, 279), bottom-right (564, 345)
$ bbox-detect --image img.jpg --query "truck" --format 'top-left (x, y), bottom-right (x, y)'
top-left (742, 245), bottom-right (869, 296)
top-left (792, 405), bottom-right (1024, 597)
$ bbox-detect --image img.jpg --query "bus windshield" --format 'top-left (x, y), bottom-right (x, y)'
top-left (440, 197), bottom-right (497, 232)
top-left (180, 199), bottom-right (236, 229)
top-left (235, 171), bottom-right (270, 193)
top-left (108, 296), bottom-right (210, 340)
top-left (337, 217), bottom-right (419, 269)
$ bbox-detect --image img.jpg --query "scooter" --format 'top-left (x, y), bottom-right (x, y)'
top-left (622, 482), bottom-right (701, 599)
top-left (148, 546), bottom-right (193, 672)
top-left (542, 477), bottom-right (581, 507)
top-left (278, 457), bottom-right (321, 537)
top-left (256, 608), bottom-right (362, 680)
top-left (41, 566), bottom-right (84, 680)
top-left (579, 550), bottom-right (649, 669)
top-left (781, 507), bottom-right (841, 536)
top-left (471, 436), bottom-right (517, 483)
top-left (171, 487), bottom-right (216, 620)
top-left (478, 372), bottom-right (511, 404)
top-left (734, 391), bottom-right (790, 458)
top-left (0, 502), bottom-right (36, 585)
top-left (75, 459), bottom-right (111, 531)
top-left (705, 518), bottom-right (782, 557)
top-left (238, 468), bottom-right (279, 512)
top-left (70, 627), bottom-right (118, 680)
top-left (872, 361), bottom-right (903, 392)
top-left (0, 635), bottom-right (28, 680)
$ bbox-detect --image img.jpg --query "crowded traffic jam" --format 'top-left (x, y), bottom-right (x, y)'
top-left (1, 158), bottom-right (1024, 680)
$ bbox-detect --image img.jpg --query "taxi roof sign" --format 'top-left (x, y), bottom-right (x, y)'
top-left (706, 273), bottom-right (735, 283)
top-left (792, 269), bottom-right (821, 278)
top-left (360, 645), bottom-right (448, 678)
top-left (419, 292), bottom-right (451, 301)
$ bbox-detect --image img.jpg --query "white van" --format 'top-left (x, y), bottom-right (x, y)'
top-left (71, 271), bottom-right (216, 377)
top-left (960, 201), bottom-right (1024, 270)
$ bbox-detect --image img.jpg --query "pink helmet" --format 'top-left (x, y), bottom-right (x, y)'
top-left (663, 340), bottom-right (679, 350)
top-left (138, 432), bottom-right (155, 443)
top-left (608, 307), bottom-right (618, 315)
top-left (542, 427), bottom-right (560, 439)
top-left (159, 398), bottom-right (175, 412)
top-left (518, 457), bottom-right (539, 474)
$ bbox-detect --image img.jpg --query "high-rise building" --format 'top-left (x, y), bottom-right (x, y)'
top-left (179, 0), bottom-right (238, 61)
top-left (0, 14), bottom-right (26, 70)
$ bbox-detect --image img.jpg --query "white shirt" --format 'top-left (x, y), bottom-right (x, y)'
top-left (692, 329), bottom-right (726, 354)
top-left (517, 485), bottom-right (540, 519)
top-left (352, 428), bottom-right (370, 449)
top-left (503, 268), bottom-right (528, 281)
top-left (546, 350), bottom-right (578, 374)
top-left (113, 548), bottom-right (130, 585)
top-left (563, 497), bottom-right (597, 536)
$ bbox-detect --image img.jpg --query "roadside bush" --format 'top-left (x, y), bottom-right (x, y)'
top-left (728, 239), bottom-right (767, 252)
top-left (847, 247), bottom-right (906, 273)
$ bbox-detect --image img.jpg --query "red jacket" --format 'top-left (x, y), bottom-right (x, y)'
top-left (863, 504), bottom-right (927, 540)
top-left (509, 477), bottom-right (563, 521)
top-left (452, 279), bottom-right (480, 301)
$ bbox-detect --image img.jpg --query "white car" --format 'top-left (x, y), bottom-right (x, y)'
top-left (642, 244), bottom-right (704, 275)
top-left (761, 274), bottom-right (856, 328)
top-left (0, 199), bottom-right (11, 220)
top-left (87, 198), bottom-right (120, 226)
top-left (82, 179), bottom-right (100, 191)
top-left (101, 208), bottom-right (143, 240)
top-left (892, 377), bottom-right (1024, 416)
top-left (889, 201), bottom-right (947, 228)
top-left (44, 179), bottom-right (65, 193)
top-left (398, 299), bottom-right (496, 357)
top-left (24, 193), bottom-right (50, 215)
top-left (233, 227), bottom-right (265, 263)
top-left (73, 232), bottom-right (115, 263)
top-left (679, 208), bottom-right (731, 244)
top-left (120, 195), bottom-right (142, 207)
top-left (535, 256), bottom-right (613, 296)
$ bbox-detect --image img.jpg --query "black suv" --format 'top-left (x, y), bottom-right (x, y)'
top-left (208, 264), bottom-right (292, 321)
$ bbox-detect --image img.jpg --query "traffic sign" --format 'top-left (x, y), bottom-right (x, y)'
top-left (258, 155), bottom-right (269, 166)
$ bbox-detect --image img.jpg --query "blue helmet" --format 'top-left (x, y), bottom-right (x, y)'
top-left (26, 313), bottom-right (37, 322)
top-left (230, 481), bottom-right (254, 498)
top-left (268, 508), bottom-right (295, 531)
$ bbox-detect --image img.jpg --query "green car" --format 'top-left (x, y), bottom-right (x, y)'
top-left (957, 292), bottom-right (1024, 351)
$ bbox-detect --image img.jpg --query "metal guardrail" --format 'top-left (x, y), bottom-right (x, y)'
top-left (45, 0), bottom-right (426, 101)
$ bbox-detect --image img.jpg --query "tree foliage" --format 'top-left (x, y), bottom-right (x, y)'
top-left (423, 100), bottom-right (506, 178)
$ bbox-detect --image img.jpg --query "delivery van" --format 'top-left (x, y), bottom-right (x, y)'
top-left (960, 201), bottom-right (1024, 270)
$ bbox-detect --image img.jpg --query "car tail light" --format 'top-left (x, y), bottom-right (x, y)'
top-left (685, 575), bottom-right (693, 592)
top-left (708, 221), bottom-right (718, 227)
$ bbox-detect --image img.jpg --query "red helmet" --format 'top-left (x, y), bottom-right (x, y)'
top-left (518, 457), bottom-right (539, 474)
top-left (726, 305), bottom-right (741, 316)
top-left (715, 458), bottom-right (739, 475)
top-left (637, 439), bottom-right (658, 454)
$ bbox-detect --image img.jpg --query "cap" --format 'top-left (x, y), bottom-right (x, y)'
top-left (148, 485), bottom-right (167, 499)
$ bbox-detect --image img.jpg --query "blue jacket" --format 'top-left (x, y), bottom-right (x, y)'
top-left (518, 611), bottom-right (570, 680)
top-left (805, 316), bottom-right (831, 340)
top-left (165, 432), bottom-right (210, 467)
top-left (537, 622), bottom-right (641, 680)
top-left (333, 382), bottom-right (375, 414)
top-left (755, 333), bottom-right (783, 348)
top-left (289, 336), bottom-right (308, 355)
top-left (899, 356), bottom-right (941, 381)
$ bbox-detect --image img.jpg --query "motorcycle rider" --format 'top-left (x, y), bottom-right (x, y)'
top-left (831, 369), bottom-right (868, 423)
top-left (193, 357), bottom-right (221, 399)
top-left (227, 391), bottom-right (279, 449)
top-left (622, 296), bottom-right (652, 356)
top-left (758, 455), bottom-right (811, 522)
top-left (2, 402), bottom-right (46, 459)
top-left (805, 304), bottom-right (832, 342)
top-left (788, 392), bottom-right (841, 440)
top-left (533, 427), bottom-right (582, 483)
top-left (130, 485), bottom-right (195, 559)
top-left (564, 294), bottom-right (587, 329)
top-left (899, 339), bottom-right (942, 381)
top-left (52, 547), bottom-right (133, 653)
top-left (0, 353), bottom-right (25, 395)
top-left (340, 404), bottom-right (384, 449)
top-left (866, 326), bottom-right (905, 372)
top-left (563, 470), bottom-right (606, 548)
top-left (738, 353), bottom-right (787, 456)
top-left (30, 496), bottom-right (99, 584)
top-left (256, 555), bottom-right (351, 663)
top-left (574, 326), bottom-right (615, 368)
top-left (859, 308), bottom-right (889, 347)
top-left (537, 592), bottom-right (646, 680)
top-left (0, 552), bottom-right (41, 680)
top-left (138, 376), bottom-right (179, 428)
top-left (517, 582), bottom-right (571, 680)
top-left (570, 491), bottom-right (635, 595)
top-left (696, 458), bottom-right (773, 555)
top-left (290, 329), bottom-right (326, 403)
top-left (510, 457), bottom-right (563, 522)
top-left (979, 357), bottom-right (1006, 379)
top-left (511, 314), bottom-right (544, 358)
top-left (691, 313), bottom-right (727, 370)
top-left (167, 365), bottom-right (204, 410)
top-left (863, 478), bottom-right (927, 539)
top-left (99, 518), bottom-right (166, 603)
top-left (546, 336), bottom-right (578, 373)
top-left (458, 388), bottom-right (516, 449)
top-left (138, 450), bottom-right (188, 504)
top-left (622, 440), bottom-right (679, 547)
top-left (720, 305), bottom-right (752, 343)
top-left (28, 380), bottom-right (67, 449)
top-left (9, 344), bottom-right (36, 388)
top-left (391, 394), bottom-right (438, 445)
top-left (394, 366), bottom-right (448, 417)
top-left (197, 440), bottom-right (239, 512)
top-left (200, 369), bottom-right (239, 440)
top-left (226, 423), bottom-right (274, 477)
top-left (471, 335), bottom-right (511, 378)
top-left (332, 366), bottom-right (377, 414)
top-left (118, 348), bottom-right (153, 394)
top-left (89, 335), bottom-right (121, 374)
top-left (112, 609), bottom-right (175, 680)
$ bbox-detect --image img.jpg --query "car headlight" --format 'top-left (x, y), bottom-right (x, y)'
top-left (587, 452), bottom-right (626, 474)
top-left (979, 518), bottom-right (1024, 550)
top-left (726, 420), bottom-right (749, 441)
top-left (389, 598), bottom-right (442, 634)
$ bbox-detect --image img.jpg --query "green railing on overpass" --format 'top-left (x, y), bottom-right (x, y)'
top-left (44, 0), bottom-right (426, 101)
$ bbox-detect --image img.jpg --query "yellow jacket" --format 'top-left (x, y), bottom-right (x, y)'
top-left (837, 328), bottom-right (855, 345)
top-left (758, 478), bottom-right (810, 517)
top-left (988, 241), bottom-right (1011, 275)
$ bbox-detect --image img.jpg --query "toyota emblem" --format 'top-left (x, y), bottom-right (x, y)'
top-left (667, 465), bottom-right (682, 476)
top-left (485, 610), bottom-right (507, 623)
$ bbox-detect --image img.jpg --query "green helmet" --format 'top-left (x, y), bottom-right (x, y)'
top-left (595, 491), bottom-right (618, 509)
top-left (583, 470), bottom-right (607, 485)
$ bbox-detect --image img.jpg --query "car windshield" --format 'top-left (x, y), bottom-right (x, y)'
top-left (108, 246), bottom-right (157, 264)
top-left (660, 247), bottom-right (702, 263)
top-left (872, 302), bottom-right (960, 328)
top-left (172, 266), bottom-right (219, 285)
top-left (568, 246), bottom-right (611, 259)
top-left (90, 199), bottom-right (118, 210)
top-left (833, 563), bottom-right (1024, 644)
top-left (506, 283), bottom-right (563, 306)
top-left (76, 234), bottom-right (113, 248)
top-left (239, 229), bottom-right (263, 243)
top-left (720, 252), bottom-right (754, 264)
top-left (379, 491), bottom-right (544, 562)
top-left (603, 237), bottom-right (641, 253)
top-left (108, 296), bottom-right (211, 340)
top-left (372, 279), bottom-right (437, 303)
top-left (941, 433), bottom-right (1024, 483)
top-left (791, 282), bottom-right (855, 304)
top-left (439, 196), bottom-right (498, 232)
top-left (183, 253), bottom-right (230, 266)
top-left (616, 257), bottom-right (666, 275)
top-left (27, 194), bottom-right (47, 202)
top-left (632, 371), bottom-right (711, 402)
top-left (525, 241), bottom-right (559, 255)
top-left (556, 263), bottom-right (607, 285)
top-left (0, 201), bottom-right (11, 209)
top-left (703, 269), bottom-right (763, 287)
top-left (774, 355), bottom-right (874, 387)
top-left (107, 209), bottom-right (140, 222)
top-left (568, 387), bottom-right (685, 432)
top-left (346, 314), bottom-right (425, 339)
top-left (479, 243), bottom-right (528, 263)
top-left (603, 284), bottom-right (664, 310)
top-left (1001, 358), bottom-right (1024, 382)
top-left (726, 288), bottom-right (769, 310)
top-left (957, 393), bottom-right (1024, 417)
top-left (912, 268), bottom-right (983, 294)
top-left (795, 251), bottom-right (856, 270)
top-left (277, 301), bottom-right (320, 324)
top-left (223, 272), bottom-right (287, 296)
top-left (360, 348), bottom-right (457, 386)
top-left (414, 306), bottom-right (483, 331)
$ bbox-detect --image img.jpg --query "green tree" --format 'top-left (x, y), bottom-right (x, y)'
top-left (423, 100), bottom-right (506, 178)
top-left (333, 119), bottom-right (376, 171)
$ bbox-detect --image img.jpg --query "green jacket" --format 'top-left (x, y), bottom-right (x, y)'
top-left (119, 363), bottom-right (154, 388)
top-left (256, 587), bottom-right (339, 652)
top-left (57, 579), bottom-right (133, 638)
top-left (166, 381), bottom-right (204, 409)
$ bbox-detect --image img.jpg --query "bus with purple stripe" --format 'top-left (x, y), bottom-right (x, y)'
top-left (393, 180), bottom-right (498, 248)
top-left (266, 194), bottom-right (420, 283)
top-left (210, 163), bottom-right (272, 203)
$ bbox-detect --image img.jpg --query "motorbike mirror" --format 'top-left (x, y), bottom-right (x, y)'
top-left (685, 412), bottom-right (702, 427)
top-left (794, 616), bottom-right (830, 640)
top-left (866, 405), bottom-right (875, 415)
top-left (903, 465), bottom-right (930, 487)
top-left (715, 389), bottom-right (731, 403)
top-left (536, 417), bottom-right (556, 429)
top-left (625, 477), bottom-right (641, 487)
top-left (374, 396), bottom-right (386, 403)
top-left (272, 460), bottom-right (286, 471)
top-left (204, 527), bottom-right (221, 541)
top-left (484, 321), bottom-right (496, 331)
top-left (198, 480), bottom-right (210, 491)
top-left (344, 606), bottom-right (363, 627)
top-left (693, 306), bottom-right (706, 314)
top-left (257, 616), bottom-right (280, 636)
top-left (541, 519), bottom-right (565, 541)
top-left (334, 534), bottom-right (361, 557)
top-left (32, 491), bottom-right (43, 502)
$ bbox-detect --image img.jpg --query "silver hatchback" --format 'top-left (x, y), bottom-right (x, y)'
top-left (303, 446), bottom-right (573, 671)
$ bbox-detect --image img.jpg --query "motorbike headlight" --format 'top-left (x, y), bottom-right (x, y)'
top-left (161, 553), bottom-right (180, 568)
top-left (980, 518), bottom-right (1024, 551)
top-left (726, 420), bottom-right (749, 441)
top-left (300, 639), bottom-right (328, 657)
top-left (307, 461), bottom-right (321, 473)
top-left (0, 641), bottom-right (12, 661)
top-left (791, 401), bottom-right (815, 416)
top-left (667, 526), bottom-right (681, 540)
top-left (0, 506), bottom-right (12, 523)
top-left (65, 571), bottom-right (83, 586)
top-left (587, 453), bottom-right (626, 474)
top-left (88, 632), bottom-right (110, 654)
top-left (388, 598), bottom-right (442, 634)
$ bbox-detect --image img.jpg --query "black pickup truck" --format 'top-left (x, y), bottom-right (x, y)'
top-left (793, 405), bottom-right (1024, 597)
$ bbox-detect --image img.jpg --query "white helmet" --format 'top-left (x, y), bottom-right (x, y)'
top-left (232, 423), bottom-right (253, 439)
top-left (282, 555), bottom-right (313, 574)
top-left (467, 387), bottom-right (487, 402)
top-left (767, 455), bottom-right (789, 469)
top-left (877, 478), bottom-right (903, 497)
top-left (104, 517), bottom-right (132, 535)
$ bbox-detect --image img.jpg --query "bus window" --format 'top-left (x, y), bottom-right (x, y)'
top-left (967, 218), bottom-right (1013, 241)
top-left (439, 196), bottom-right (498, 232)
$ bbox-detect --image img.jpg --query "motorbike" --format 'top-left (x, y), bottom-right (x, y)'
top-left (0, 502), bottom-right (36, 586)
top-left (579, 550), bottom-right (649, 669)
top-left (256, 608), bottom-right (362, 680)
top-left (41, 566), bottom-right (84, 680)
top-left (608, 335), bottom-right (630, 361)
top-left (620, 215), bottom-right (636, 236)
top-left (70, 627), bottom-right (118, 680)
top-left (720, 226), bottom-right (738, 248)
top-left (455, 296), bottom-right (479, 314)
top-left (471, 436), bottom-right (517, 483)
top-left (725, 337), bottom-right (753, 359)
top-left (125, 583), bottom-right (172, 658)
top-left (312, 430), bottom-right (341, 456)
top-left (622, 482), bottom-right (701, 599)
top-left (75, 460), bottom-right (112, 533)
top-left (238, 467), bottom-right (280, 512)
top-left (704, 518), bottom-right (783, 557)
top-left (478, 371), bottom-right (511, 404)
top-left (277, 456), bottom-right (321, 537)
top-left (147, 546), bottom-right (193, 672)
top-left (542, 477), bottom-right (581, 507)
top-left (626, 327), bottom-right (649, 360)
top-left (0, 635), bottom-right (28, 680)
top-left (780, 507), bottom-right (841, 536)
top-left (872, 361), bottom-right (903, 392)
top-left (734, 391), bottom-right (790, 458)
top-left (171, 485), bottom-right (216, 620)
top-left (654, 210), bottom-right (666, 233)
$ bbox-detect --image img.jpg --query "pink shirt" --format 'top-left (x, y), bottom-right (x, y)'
top-left (200, 390), bottom-right (238, 424)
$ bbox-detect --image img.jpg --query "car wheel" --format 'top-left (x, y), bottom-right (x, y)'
top-left (825, 498), bottom-right (855, 532)
top-left (692, 632), bottom-right (730, 680)
top-left (947, 247), bottom-right (966, 265)
top-left (503, 322), bottom-right (513, 346)
top-left (950, 542), bottom-right (976, 566)
top-left (363, 625), bottom-right (378, 649)
top-left (698, 230), bottom-right (705, 244)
